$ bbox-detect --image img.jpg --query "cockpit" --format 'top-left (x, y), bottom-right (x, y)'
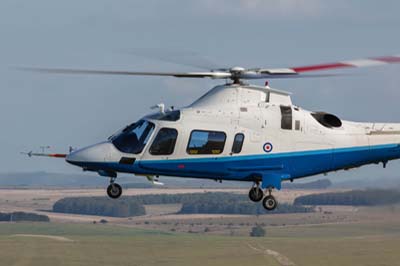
top-left (110, 120), bottom-right (155, 154)
top-left (109, 109), bottom-right (246, 158)
top-left (110, 110), bottom-right (181, 154)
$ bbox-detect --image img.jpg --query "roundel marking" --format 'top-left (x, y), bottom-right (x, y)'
top-left (263, 142), bottom-right (273, 153)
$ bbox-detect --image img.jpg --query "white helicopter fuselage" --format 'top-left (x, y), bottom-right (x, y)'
top-left (66, 84), bottom-right (400, 190)
top-left (25, 53), bottom-right (400, 207)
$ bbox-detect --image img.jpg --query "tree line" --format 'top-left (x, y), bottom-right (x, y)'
top-left (53, 197), bottom-right (145, 217)
top-left (0, 212), bottom-right (49, 222)
top-left (54, 192), bottom-right (314, 217)
top-left (294, 189), bottom-right (400, 206)
top-left (179, 193), bottom-right (314, 215)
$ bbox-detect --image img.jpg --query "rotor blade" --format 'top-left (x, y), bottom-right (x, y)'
top-left (289, 55), bottom-right (400, 73)
top-left (256, 55), bottom-right (400, 75)
top-left (18, 67), bottom-right (232, 79)
top-left (19, 54), bottom-right (399, 82)
top-left (240, 73), bottom-right (346, 79)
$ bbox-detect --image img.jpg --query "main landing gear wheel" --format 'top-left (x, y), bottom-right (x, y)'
top-left (248, 187), bottom-right (264, 202)
top-left (107, 183), bottom-right (122, 199)
top-left (262, 195), bottom-right (277, 211)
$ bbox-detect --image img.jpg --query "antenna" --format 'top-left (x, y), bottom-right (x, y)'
top-left (40, 146), bottom-right (51, 153)
top-left (151, 103), bottom-right (166, 114)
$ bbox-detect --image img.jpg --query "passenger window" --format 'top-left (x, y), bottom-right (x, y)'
top-left (187, 130), bottom-right (226, 155)
top-left (280, 106), bottom-right (293, 130)
top-left (295, 120), bottom-right (300, 131)
top-left (149, 128), bottom-right (178, 155)
top-left (232, 133), bottom-right (245, 154)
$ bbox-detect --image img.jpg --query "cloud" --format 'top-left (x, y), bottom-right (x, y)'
top-left (195, 0), bottom-right (325, 19)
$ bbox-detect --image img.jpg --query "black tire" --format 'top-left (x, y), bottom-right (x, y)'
top-left (107, 183), bottom-right (122, 199)
top-left (262, 195), bottom-right (277, 211)
top-left (248, 187), bottom-right (264, 202)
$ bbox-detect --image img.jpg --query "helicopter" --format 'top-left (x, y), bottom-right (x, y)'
top-left (23, 54), bottom-right (400, 211)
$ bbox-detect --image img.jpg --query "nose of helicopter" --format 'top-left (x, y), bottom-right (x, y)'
top-left (66, 141), bottom-right (115, 167)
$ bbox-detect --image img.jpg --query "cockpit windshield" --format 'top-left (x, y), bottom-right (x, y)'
top-left (111, 120), bottom-right (155, 154)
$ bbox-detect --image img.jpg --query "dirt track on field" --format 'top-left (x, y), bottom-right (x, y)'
top-left (247, 243), bottom-right (296, 266)
top-left (10, 234), bottom-right (74, 242)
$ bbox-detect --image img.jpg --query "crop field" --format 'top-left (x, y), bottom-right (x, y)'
top-left (0, 220), bottom-right (400, 266)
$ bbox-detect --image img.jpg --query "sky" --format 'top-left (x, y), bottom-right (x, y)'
top-left (0, 0), bottom-right (400, 184)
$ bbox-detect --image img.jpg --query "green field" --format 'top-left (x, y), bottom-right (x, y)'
top-left (0, 222), bottom-right (399, 266)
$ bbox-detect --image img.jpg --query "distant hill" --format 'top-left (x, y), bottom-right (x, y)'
top-left (294, 189), bottom-right (400, 206)
top-left (0, 171), bottom-right (245, 188)
top-left (331, 175), bottom-right (400, 190)
top-left (282, 179), bottom-right (332, 190)
top-left (0, 172), bottom-right (143, 188)
top-left (10, 169), bottom-right (400, 191)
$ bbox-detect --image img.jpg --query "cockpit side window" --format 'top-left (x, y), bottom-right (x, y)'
top-left (232, 133), bottom-right (245, 154)
top-left (111, 120), bottom-right (155, 154)
top-left (187, 130), bottom-right (226, 155)
top-left (149, 128), bottom-right (178, 155)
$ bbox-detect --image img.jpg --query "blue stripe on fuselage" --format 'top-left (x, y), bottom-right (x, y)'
top-left (74, 143), bottom-right (400, 182)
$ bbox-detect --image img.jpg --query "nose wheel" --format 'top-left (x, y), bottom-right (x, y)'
top-left (107, 182), bottom-right (122, 199)
top-left (248, 184), bottom-right (264, 202)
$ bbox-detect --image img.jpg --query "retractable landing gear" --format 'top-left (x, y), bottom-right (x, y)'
top-left (248, 184), bottom-right (278, 210)
top-left (262, 188), bottom-right (277, 211)
top-left (107, 177), bottom-right (122, 199)
top-left (248, 182), bottom-right (264, 202)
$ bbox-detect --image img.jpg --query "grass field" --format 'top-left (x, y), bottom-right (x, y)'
top-left (0, 221), bottom-right (399, 266)
top-left (1, 188), bottom-right (399, 265)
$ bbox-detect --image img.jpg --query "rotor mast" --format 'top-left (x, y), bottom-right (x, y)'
top-left (229, 66), bottom-right (246, 84)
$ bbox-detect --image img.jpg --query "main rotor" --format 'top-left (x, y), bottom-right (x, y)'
top-left (20, 55), bottom-right (400, 84)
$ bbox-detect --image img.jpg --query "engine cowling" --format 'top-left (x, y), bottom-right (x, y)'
top-left (311, 112), bottom-right (342, 128)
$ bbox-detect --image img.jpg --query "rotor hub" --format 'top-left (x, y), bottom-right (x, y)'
top-left (230, 66), bottom-right (246, 73)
